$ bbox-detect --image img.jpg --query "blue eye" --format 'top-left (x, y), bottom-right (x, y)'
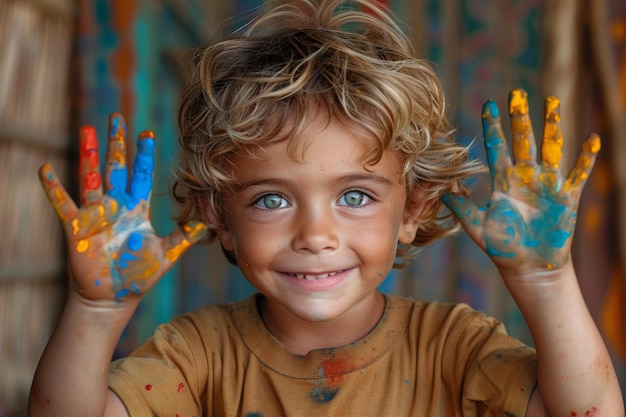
top-left (255, 194), bottom-right (288, 210)
top-left (338, 190), bottom-right (371, 207)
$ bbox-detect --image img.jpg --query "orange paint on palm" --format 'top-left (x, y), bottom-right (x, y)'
top-left (71, 218), bottom-right (80, 236)
top-left (515, 164), bottom-right (535, 185)
top-left (542, 96), bottom-right (563, 169)
top-left (70, 204), bottom-right (107, 239)
top-left (76, 240), bottom-right (89, 253)
top-left (126, 252), bottom-right (160, 282)
top-left (539, 171), bottom-right (559, 193)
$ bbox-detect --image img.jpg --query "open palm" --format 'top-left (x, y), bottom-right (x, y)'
top-left (39, 114), bottom-right (206, 302)
top-left (443, 89), bottom-right (599, 276)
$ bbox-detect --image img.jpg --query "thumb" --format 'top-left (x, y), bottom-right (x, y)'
top-left (441, 193), bottom-right (485, 243)
top-left (162, 221), bottom-right (209, 266)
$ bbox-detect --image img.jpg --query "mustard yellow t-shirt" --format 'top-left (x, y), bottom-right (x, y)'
top-left (109, 294), bottom-right (537, 416)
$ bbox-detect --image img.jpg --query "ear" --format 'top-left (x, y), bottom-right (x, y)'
top-left (197, 195), bottom-right (234, 251)
top-left (398, 194), bottom-right (435, 244)
top-left (398, 214), bottom-right (421, 244)
top-left (215, 227), bottom-right (235, 252)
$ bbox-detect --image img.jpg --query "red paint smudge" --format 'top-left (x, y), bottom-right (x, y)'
top-left (83, 171), bottom-right (101, 190)
top-left (80, 126), bottom-right (98, 153)
top-left (322, 358), bottom-right (350, 383)
top-left (145, 384), bottom-right (152, 391)
top-left (177, 382), bottom-right (185, 392)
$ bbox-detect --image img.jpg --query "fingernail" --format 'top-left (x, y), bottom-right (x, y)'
top-left (482, 100), bottom-right (499, 119)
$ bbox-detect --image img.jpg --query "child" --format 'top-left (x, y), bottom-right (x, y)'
top-left (29, 0), bottom-right (624, 416)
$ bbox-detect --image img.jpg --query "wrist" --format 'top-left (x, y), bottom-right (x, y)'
top-left (64, 289), bottom-right (140, 329)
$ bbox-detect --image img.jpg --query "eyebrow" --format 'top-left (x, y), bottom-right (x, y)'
top-left (233, 173), bottom-right (395, 192)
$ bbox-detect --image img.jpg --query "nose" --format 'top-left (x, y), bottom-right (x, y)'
top-left (291, 205), bottom-right (339, 254)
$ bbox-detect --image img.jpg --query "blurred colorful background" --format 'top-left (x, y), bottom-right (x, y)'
top-left (1, 0), bottom-right (625, 415)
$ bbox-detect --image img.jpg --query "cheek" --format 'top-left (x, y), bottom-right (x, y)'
top-left (350, 216), bottom-right (401, 265)
top-left (227, 223), bottom-right (283, 265)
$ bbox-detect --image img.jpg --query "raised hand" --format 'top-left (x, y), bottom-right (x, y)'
top-left (442, 89), bottom-right (599, 276)
top-left (39, 113), bottom-right (207, 302)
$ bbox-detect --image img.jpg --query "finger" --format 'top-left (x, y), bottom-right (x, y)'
top-left (539, 96), bottom-right (565, 194)
top-left (482, 99), bottom-right (512, 192)
top-left (128, 130), bottom-right (156, 210)
top-left (105, 113), bottom-right (129, 203)
top-left (441, 193), bottom-right (485, 248)
top-left (39, 164), bottom-right (79, 223)
top-left (70, 198), bottom-right (121, 242)
top-left (564, 133), bottom-right (601, 195)
top-left (162, 221), bottom-right (209, 267)
top-left (541, 96), bottom-right (564, 170)
top-left (79, 126), bottom-right (103, 205)
top-left (509, 89), bottom-right (537, 182)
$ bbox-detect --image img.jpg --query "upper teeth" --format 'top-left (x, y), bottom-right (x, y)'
top-left (292, 271), bottom-right (338, 280)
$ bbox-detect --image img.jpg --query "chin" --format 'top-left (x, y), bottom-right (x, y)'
top-left (288, 301), bottom-right (346, 323)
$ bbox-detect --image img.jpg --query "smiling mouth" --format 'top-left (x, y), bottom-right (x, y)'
top-left (288, 271), bottom-right (339, 280)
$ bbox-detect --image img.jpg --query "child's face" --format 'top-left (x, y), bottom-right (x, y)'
top-left (217, 118), bottom-right (421, 327)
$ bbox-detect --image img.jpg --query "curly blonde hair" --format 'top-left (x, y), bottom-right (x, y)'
top-left (173, 0), bottom-right (482, 267)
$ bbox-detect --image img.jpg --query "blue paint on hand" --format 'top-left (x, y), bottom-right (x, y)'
top-left (485, 100), bottom-right (499, 118)
top-left (127, 232), bottom-right (143, 251)
top-left (128, 138), bottom-right (155, 209)
top-left (108, 165), bottom-right (129, 207)
top-left (115, 288), bottom-right (129, 299)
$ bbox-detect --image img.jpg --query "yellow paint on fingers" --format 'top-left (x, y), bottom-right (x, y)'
top-left (510, 89), bottom-right (533, 162)
top-left (542, 96), bottom-right (563, 169)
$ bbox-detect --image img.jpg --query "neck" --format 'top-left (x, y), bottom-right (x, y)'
top-left (258, 292), bottom-right (385, 355)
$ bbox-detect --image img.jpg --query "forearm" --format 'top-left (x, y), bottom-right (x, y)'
top-left (505, 262), bottom-right (624, 417)
top-left (28, 291), bottom-right (138, 417)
